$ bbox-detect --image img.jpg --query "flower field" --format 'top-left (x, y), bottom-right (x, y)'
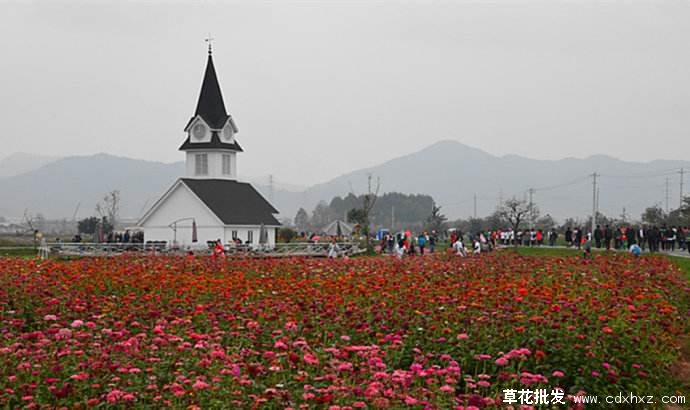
top-left (1, 253), bottom-right (689, 409)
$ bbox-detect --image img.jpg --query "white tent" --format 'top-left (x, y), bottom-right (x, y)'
top-left (321, 220), bottom-right (353, 237)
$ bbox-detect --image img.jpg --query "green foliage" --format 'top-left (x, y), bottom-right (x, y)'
top-left (293, 208), bottom-right (309, 231)
top-left (277, 227), bottom-right (297, 243)
top-left (641, 205), bottom-right (666, 226)
top-left (315, 192), bottom-right (435, 231)
top-left (346, 208), bottom-right (367, 225)
top-left (77, 216), bottom-right (112, 234)
top-left (77, 217), bottom-right (99, 234)
top-left (425, 204), bottom-right (447, 232)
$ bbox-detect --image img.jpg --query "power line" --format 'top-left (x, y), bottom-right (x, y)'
top-left (533, 175), bottom-right (590, 192)
top-left (599, 169), bottom-right (678, 179)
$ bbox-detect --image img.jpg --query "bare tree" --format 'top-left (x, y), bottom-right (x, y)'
top-left (96, 190), bottom-right (120, 232)
top-left (21, 208), bottom-right (37, 233)
top-left (499, 197), bottom-right (538, 246)
top-left (362, 174), bottom-right (380, 250)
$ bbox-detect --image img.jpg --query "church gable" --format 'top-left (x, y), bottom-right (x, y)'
top-left (138, 180), bottom-right (222, 227)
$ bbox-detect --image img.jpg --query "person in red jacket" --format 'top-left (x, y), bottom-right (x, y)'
top-left (212, 239), bottom-right (225, 259)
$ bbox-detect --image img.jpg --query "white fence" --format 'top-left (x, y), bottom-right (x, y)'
top-left (12, 241), bottom-right (363, 258)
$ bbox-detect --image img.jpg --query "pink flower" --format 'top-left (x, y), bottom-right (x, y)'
top-left (192, 380), bottom-right (210, 390)
top-left (106, 389), bottom-right (125, 403)
top-left (495, 357), bottom-right (509, 366)
top-left (457, 333), bottom-right (469, 340)
top-left (552, 370), bottom-right (565, 377)
top-left (337, 362), bottom-right (353, 372)
top-left (71, 320), bottom-right (84, 328)
top-left (55, 328), bottom-right (72, 340)
top-left (274, 341), bottom-right (288, 350)
top-left (404, 396), bottom-right (419, 405)
top-left (440, 385), bottom-right (455, 393)
top-left (169, 383), bottom-right (185, 397)
top-left (43, 315), bottom-right (57, 321)
top-left (303, 353), bottom-right (319, 365)
top-left (70, 372), bottom-right (89, 381)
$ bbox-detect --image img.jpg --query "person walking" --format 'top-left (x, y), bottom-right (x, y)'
top-left (626, 226), bottom-right (636, 248)
top-left (574, 227), bottom-right (583, 250)
top-left (328, 239), bottom-right (340, 259)
top-left (604, 225), bottom-right (613, 250)
top-left (549, 228), bottom-right (558, 247)
top-left (418, 233), bottom-right (427, 255)
top-left (594, 225), bottom-right (602, 248)
top-left (638, 226), bottom-right (646, 250)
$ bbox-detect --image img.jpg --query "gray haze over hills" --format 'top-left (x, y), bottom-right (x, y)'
top-left (2, 2), bottom-right (690, 186)
top-left (0, 153), bottom-right (60, 179)
top-left (1, 141), bottom-right (687, 224)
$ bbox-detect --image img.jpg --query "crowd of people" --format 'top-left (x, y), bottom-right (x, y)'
top-left (373, 224), bottom-right (690, 259)
top-left (379, 231), bottom-right (441, 258)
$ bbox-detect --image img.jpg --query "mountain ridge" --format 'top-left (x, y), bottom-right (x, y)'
top-left (0, 141), bottom-right (688, 223)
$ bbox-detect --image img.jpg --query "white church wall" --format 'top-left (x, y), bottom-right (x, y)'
top-left (141, 183), bottom-right (224, 247)
top-left (224, 226), bottom-right (277, 247)
top-left (185, 151), bottom-right (236, 180)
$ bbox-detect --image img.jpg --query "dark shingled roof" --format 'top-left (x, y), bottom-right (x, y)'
top-left (194, 53), bottom-right (231, 129)
top-left (181, 178), bottom-right (280, 226)
top-left (179, 131), bottom-right (244, 152)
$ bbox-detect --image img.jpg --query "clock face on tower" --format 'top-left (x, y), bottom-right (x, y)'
top-left (193, 123), bottom-right (206, 139)
top-left (222, 125), bottom-right (234, 141)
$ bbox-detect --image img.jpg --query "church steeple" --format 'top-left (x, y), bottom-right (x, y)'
top-left (180, 46), bottom-right (243, 181)
top-left (194, 51), bottom-right (229, 129)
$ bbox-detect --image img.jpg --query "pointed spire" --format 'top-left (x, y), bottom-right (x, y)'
top-left (194, 50), bottom-right (229, 129)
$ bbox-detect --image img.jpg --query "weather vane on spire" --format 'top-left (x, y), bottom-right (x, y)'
top-left (205, 34), bottom-right (215, 54)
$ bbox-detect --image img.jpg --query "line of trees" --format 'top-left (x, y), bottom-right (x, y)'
top-left (293, 191), bottom-right (439, 233)
top-left (292, 190), bottom-right (690, 240)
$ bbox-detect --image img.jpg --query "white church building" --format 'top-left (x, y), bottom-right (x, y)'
top-left (138, 47), bottom-right (280, 247)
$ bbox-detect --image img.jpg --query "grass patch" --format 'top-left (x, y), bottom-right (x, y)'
top-left (667, 255), bottom-right (690, 281)
top-left (0, 247), bottom-right (36, 257)
top-left (508, 246), bottom-right (583, 258)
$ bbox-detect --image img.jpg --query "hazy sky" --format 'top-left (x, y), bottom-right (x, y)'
top-left (1, 0), bottom-right (689, 186)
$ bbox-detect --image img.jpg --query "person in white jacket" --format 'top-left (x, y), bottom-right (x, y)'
top-left (453, 239), bottom-right (466, 257)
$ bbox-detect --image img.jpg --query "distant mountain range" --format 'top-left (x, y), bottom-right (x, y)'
top-left (1, 141), bottom-right (688, 224)
top-left (0, 153), bottom-right (60, 179)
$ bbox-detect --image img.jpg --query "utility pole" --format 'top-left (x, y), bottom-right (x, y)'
top-left (680, 168), bottom-right (685, 209)
top-left (498, 188), bottom-right (503, 210)
top-left (528, 188), bottom-right (535, 229)
top-left (665, 177), bottom-right (670, 213)
top-left (473, 194), bottom-right (477, 219)
top-left (391, 205), bottom-right (395, 230)
top-left (268, 174), bottom-right (274, 203)
top-left (591, 172), bottom-right (599, 237)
